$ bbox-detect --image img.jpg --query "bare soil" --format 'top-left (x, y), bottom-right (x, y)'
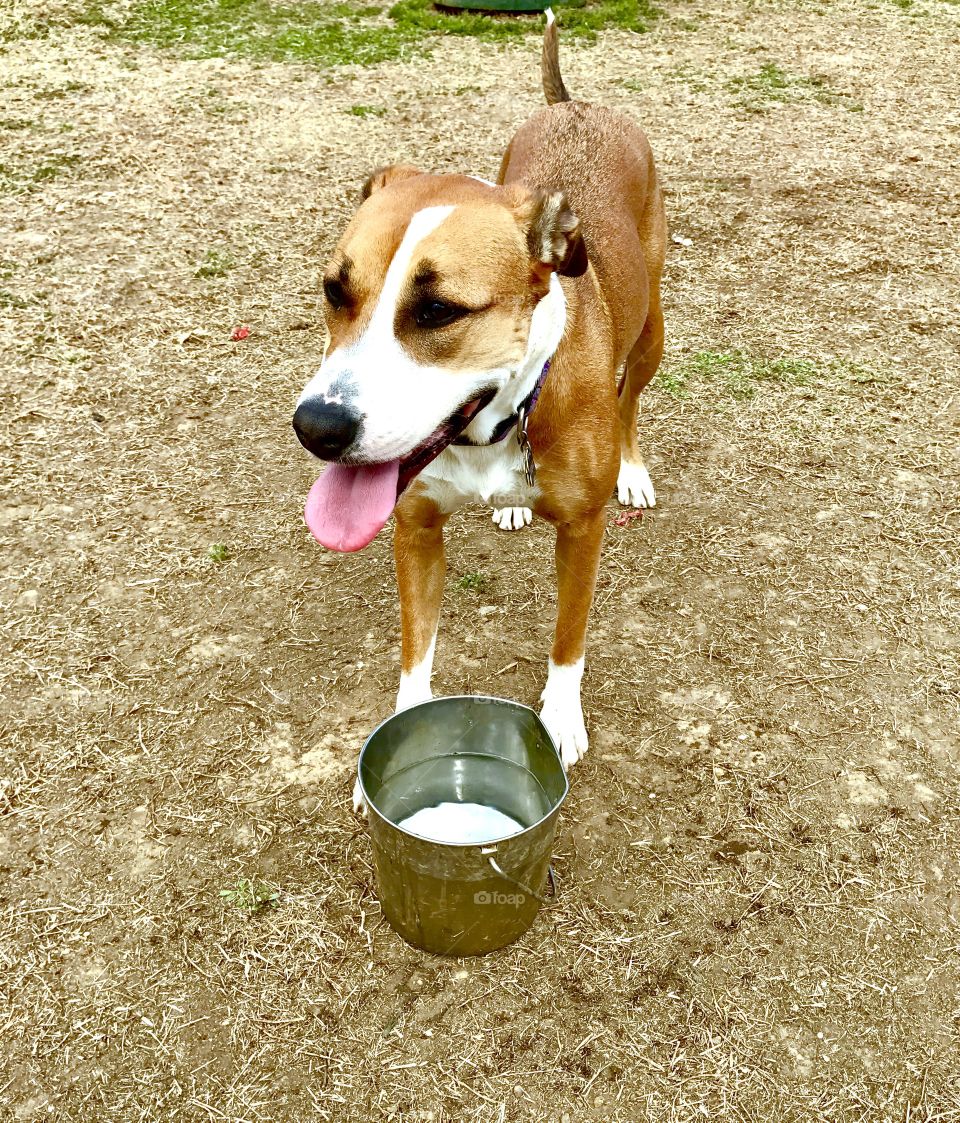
top-left (2, 0), bottom-right (959, 1119)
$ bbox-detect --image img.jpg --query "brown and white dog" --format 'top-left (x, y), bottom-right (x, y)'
top-left (293, 12), bottom-right (665, 806)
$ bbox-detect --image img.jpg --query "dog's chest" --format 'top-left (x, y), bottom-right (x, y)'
top-left (419, 442), bottom-right (539, 512)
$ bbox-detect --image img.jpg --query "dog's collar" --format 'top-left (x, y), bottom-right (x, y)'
top-left (453, 359), bottom-right (551, 449)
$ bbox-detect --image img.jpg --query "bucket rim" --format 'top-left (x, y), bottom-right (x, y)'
top-left (357, 694), bottom-right (569, 849)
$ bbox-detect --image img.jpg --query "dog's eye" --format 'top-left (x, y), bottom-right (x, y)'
top-left (413, 299), bottom-right (466, 329)
top-left (324, 279), bottom-right (346, 310)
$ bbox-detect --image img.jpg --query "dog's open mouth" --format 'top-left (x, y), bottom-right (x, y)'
top-left (303, 390), bottom-right (495, 552)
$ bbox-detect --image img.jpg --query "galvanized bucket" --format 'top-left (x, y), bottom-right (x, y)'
top-left (358, 696), bottom-right (568, 956)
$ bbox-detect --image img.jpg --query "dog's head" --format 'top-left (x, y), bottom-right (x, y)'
top-left (293, 166), bottom-right (586, 552)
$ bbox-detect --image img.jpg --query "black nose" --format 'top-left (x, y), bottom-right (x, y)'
top-left (292, 399), bottom-right (361, 460)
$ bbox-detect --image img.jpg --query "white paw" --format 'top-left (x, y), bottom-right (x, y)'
top-left (352, 777), bottom-right (367, 816)
top-left (540, 693), bottom-right (589, 769)
top-left (539, 659), bottom-right (588, 769)
top-left (492, 506), bottom-right (532, 531)
top-left (617, 460), bottom-right (656, 509)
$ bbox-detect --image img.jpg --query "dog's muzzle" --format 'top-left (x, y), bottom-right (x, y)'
top-left (293, 399), bottom-right (361, 460)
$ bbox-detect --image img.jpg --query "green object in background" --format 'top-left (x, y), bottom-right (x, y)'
top-left (439, 1), bottom-right (552, 9)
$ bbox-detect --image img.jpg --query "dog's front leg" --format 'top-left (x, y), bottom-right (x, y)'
top-left (394, 498), bottom-right (449, 712)
top-left (540, 508), bottom-right (606, 769)
top-left (353, 497), bottom-right (449, 813)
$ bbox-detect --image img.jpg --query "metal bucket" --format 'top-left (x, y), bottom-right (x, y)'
top-left (358, 696), bottom-right (568, 956)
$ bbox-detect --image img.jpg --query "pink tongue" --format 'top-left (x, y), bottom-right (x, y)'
top-left (304, 460), bottom-right (401, 552)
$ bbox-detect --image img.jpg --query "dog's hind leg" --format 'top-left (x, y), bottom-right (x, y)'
top-left (616, 280), bottom-right (664, 509)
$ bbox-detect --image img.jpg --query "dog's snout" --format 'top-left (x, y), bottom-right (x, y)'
top-left (293, 399), bottom-right (360, 460)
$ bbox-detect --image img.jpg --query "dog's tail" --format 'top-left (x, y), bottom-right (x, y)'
top-left (541, 8), bottom-right (571, 105)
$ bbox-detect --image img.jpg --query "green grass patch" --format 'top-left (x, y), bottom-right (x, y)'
top-left (0, 289), bottom-right (32, 310)
top-left (202, 95), bottom-right (239, 115)
top-left (655, 366), bottom-right (692, 399)
top-left (195, 250), bottom-right (235, 279)
top-left (726, 63), bottom-right (860, 113)
top-left (33, 157), bottom-right (79, 182)
top-left (0, 152), bottom-right (81, 193)
top-left (33, 81), bottom-right (93, 100)
top-left (458, 571), bottom-right (489, 593)
top-left (79, 1), bottom-right (407, 66)
top-left (219, 877), bottom-right (279, 912)
top-left (657, 350), bottom-right (819, 401)
top-left (827, 357), bottom-right (890, 386)
top-left (663, 64), bottom-right (714, 94)
top-left (206, 542), bottom-right (232, 562)
top-left (78, 0), bottom-right (659, 69)
top-left (347, 104), bottom-right (387, 118)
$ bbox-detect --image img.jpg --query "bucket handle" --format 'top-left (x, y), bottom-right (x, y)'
top-left (483, 851), bottom-right (556, 905)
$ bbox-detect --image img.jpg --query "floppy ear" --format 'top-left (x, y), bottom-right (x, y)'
top-left (360, 163), bottom-right (423, 201)
top-left (523, 188), bottom-right (588, 278)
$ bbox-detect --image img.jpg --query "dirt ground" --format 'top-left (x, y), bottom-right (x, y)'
top-left (2, 0), bottom-right (960, 1119)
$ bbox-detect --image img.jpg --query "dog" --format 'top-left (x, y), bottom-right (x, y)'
top-left (293, 11), bottom-right (665, 808)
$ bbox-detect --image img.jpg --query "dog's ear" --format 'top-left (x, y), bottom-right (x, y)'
top-left (522, 188), bottom-right (588, 278)
top-left (360, 163), bottom-right (423, 202)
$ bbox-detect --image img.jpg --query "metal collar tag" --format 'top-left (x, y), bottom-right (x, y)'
top-left (516, 405), bottom-right (536, 486)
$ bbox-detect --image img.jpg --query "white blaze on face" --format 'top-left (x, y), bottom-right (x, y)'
top-left (298, 205), bottom-right (494, 462)
top-left (298, 203), bottom-right (568, 463)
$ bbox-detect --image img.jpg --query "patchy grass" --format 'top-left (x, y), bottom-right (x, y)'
top-left (0, 152), bottom-right (81, 193)
top-left (218, 878), bottom-right (280, 912)
top-left (194, 250), bottom-right (235, 279)
top-left (639, 63), bottom-right (861, 112)
top-left (658, 350), bottom-right (822, 400)
top-left (457, 571), bottom-right (490, 593)
top-left (657, 352), bottom-right (885, 401)
top-left (206, 542), bottom-right (231, 562)
top-left (76, 0), bottom-right (658, 68)
top-left (664, 64), bottom-right (715, 94)
top-left (32, 80), bottom-right (93, 99)
top-left (197, 90), bottom-right (247, 117)
top-left (655, 364), bottom-right (693, 399)
top-left (727, 63), bottom-right (860, 113)
top-left (78, 0), bottom-right (409, 66)
top-left (0, 289), bottom-right (32, 310)
top-left (347, 104), bottom-right (387, 118)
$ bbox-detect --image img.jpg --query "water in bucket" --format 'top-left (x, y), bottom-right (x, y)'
top-left (398, 802), bottom-right (525, 845)
top-left (373, 750), bottom-right (555, 843)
